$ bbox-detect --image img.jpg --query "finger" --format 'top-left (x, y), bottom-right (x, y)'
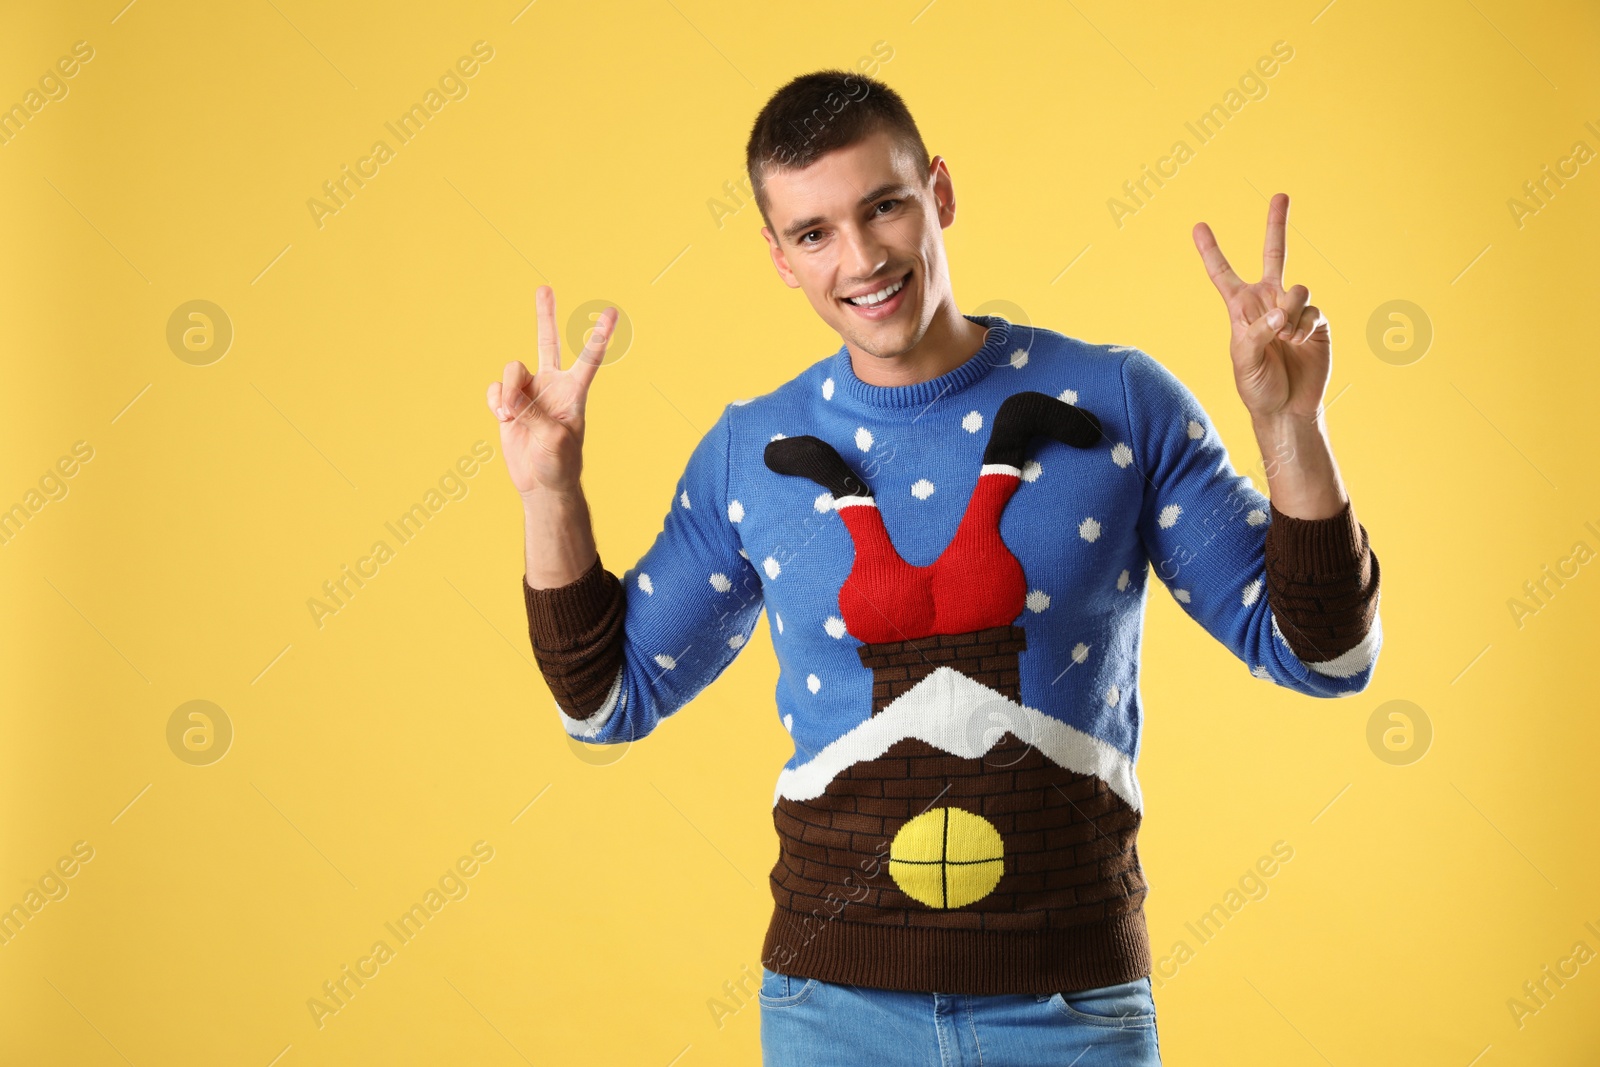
top-left (506, 375), bottom-right (560, 434)
top-left (1262, 192), bottom-right (1288, 289)
top-left (1275, 284), bottom-right (1309, 338)
top-left (1290, 305), bottom-right (1326, 345)
top-left (501, 359), bottom-right (534, 420)
top-left (1241, 305), bottom-right (1288, 360)
top-left (487, 379), bottom-right (543, 427)
top-left (567, 306), bottom-right (616, 393)
top-left (1193, 222), bottom-right (1246, 298)
top-left (536, 285), bottom-right (561, 374)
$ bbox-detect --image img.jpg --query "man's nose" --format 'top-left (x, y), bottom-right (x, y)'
top-left (838, 226), bottom-right (888, 284)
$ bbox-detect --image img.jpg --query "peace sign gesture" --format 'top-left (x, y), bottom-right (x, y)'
top-left (486, 285), bottom-right (618, 500)
top-left (1193, 193), bottom-right (1330, 423)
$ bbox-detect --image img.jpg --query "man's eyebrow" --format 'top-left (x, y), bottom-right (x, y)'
top-left (780, 182), bottom-right (915, 242)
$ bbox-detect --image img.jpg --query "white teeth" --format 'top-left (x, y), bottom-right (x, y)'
top-left (846, 275), bottom-right (906, 306)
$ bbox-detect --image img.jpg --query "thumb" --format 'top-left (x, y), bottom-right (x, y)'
top-left (504, 375), bottom-right (548, 427)
top-left (1239, 306), bottom-right (1286, 359)
top-left (493, 380), bottom-right (545, 438)
top-left (511, 379), bottom-right (580, 448)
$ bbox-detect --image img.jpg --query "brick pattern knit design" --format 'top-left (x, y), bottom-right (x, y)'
top-left (773, 619), bottom-right (1146, 937)
top-left (856, 626), bottom-right (1028, 714)
top-left (769, 738), bottom-right (1144, 932)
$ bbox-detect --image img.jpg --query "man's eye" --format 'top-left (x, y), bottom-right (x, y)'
top-left (875, 199), bottom-right (899, 214)
top-left (801, 230), bottom-right (822, 245)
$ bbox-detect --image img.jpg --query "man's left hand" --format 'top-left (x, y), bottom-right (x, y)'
top-left (1192, 193), bottom-right (1330, 423)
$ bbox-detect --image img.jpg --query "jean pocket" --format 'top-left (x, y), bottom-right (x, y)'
top-left (1048, 977), bottom-right (1157, 1028)
top-left (757, 966), bottom-right (818, 1008)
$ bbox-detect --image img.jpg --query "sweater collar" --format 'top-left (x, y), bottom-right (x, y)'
top-left (831, 314), bottom-right (1012, 412)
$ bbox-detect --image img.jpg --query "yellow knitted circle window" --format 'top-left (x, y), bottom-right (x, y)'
top-left (888, 806), bottom-right (1005, 908)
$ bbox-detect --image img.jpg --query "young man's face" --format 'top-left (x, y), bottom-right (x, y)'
top-left (759, 126), bottom-right (958, 361)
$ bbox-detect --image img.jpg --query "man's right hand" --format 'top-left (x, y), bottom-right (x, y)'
top-left (487, 285), bottom-right (618, 500)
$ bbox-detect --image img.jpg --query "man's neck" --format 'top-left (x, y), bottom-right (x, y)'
top-left (845, 305), bottom-right (991, 388)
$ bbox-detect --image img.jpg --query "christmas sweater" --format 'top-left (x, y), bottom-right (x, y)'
top-left (521, 313), bottom-right (1383, 995)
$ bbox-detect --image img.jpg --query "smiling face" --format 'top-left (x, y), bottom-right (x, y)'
top-left (759, 125), bottom-right (959, 362)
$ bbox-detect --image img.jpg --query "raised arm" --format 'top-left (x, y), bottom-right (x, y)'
top-left (488, 286), bottom-right (763, 742)
top-left (1192, 192), bottom-right (1381, 678)
top-left (489, 284), bottom-right (608, 587)
top-left (1122, 193), bottom-right (1381, 694)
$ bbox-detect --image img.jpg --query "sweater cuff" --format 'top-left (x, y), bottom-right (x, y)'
top-left (1264, 497), bottom-right (1364, 579)
top-left (1262, 497), bottom-right (1380, 667)
top-left (522, 554), bottom-right (619, 648)
top-left (522, 555), bottom-right (627, 721)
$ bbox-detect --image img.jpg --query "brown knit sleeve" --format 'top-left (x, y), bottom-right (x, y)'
top-left (522, 553), bottom-right (627, 720)
top-left (1262, 497), bottom-right (1381, 665)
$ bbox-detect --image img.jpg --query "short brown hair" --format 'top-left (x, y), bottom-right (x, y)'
top-left (745, 70), bottom-right (932, 234)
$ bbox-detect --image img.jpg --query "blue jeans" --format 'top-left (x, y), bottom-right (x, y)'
top-left (759, 968), bottom-right (1162, 1066)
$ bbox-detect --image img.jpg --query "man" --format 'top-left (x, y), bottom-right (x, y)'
top-left (488, 70), bottom-right (1380, 1066)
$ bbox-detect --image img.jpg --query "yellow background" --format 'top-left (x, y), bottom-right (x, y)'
top-left (2, 0), bottom-right (1597, 1062)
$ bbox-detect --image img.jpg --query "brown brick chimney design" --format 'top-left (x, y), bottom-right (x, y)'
top-left (856, 624), bottom-right (1028, 715)
top-left (770, 731), bottom-right (1146, 931)
top-left (771, 622), bottom-right (1145, 930)
top-left (762, 392), bottom-right (1146, 932)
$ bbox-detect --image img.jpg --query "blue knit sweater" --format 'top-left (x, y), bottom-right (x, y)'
top-left (536, 312), bottom-right (1383, 994)
top-left (559, 314), bottom-right (1380, 762)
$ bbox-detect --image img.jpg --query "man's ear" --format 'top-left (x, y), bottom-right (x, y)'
top-left (763, 227), bottom-right (800, 288)
top-left (930, 156), bottom-right (956, 229)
